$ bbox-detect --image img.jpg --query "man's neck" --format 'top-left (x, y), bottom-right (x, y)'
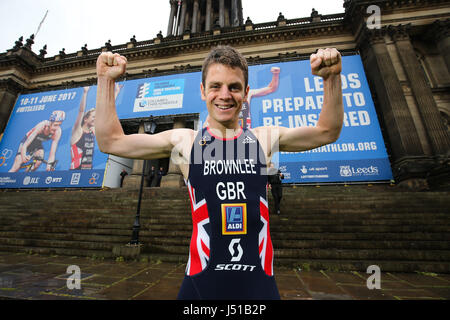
top-left (207, 120), bottom-right (241, 139)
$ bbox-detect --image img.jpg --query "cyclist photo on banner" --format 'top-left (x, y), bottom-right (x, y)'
top-left (8, 110), bottom-right (65, 172)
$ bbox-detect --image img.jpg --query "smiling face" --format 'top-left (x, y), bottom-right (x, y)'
top-left (201, 63), bottom-right (249, 130)
top-left (82, 109), bottom-right (96, 129)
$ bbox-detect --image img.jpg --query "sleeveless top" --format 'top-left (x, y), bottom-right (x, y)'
top-left (19, 122), bottom-right (53, 155)
top-left (70, 131), bottom-right (95, 170)
top-left (177, 126), bottom-right (280, 300)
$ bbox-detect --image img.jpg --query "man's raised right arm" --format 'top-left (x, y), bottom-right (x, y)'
top-left (95, 52), bottom-right (181, 160)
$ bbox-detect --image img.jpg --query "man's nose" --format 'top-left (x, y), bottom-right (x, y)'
top-left (218, 85), bottom-right (232, 99)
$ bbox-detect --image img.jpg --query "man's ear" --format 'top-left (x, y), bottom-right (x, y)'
top-left (244, 85), bottom-right (250, 102)
top-left (200, 82), bottom-right (206, 101)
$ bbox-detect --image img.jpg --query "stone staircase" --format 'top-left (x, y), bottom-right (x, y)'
top-left (0, 185), bottom-right (449, 273)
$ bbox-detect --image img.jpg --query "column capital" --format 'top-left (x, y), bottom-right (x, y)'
top-left (0, 78), bottom-right (25, 95)
top-left (428, 19), bottom-right (450, 43)
top-left (387, 24), bottom-right (411, 42)
top-left (359, 26), bottom-right (387, 47)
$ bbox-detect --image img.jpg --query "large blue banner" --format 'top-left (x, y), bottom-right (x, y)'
top-left (0, 55), bottom-right (392, 188)
top-left (248, 55), bottom-right (393, 183)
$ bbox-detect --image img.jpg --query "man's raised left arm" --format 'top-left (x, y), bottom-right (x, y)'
top-left (276, 48), bottom-right (343, 152)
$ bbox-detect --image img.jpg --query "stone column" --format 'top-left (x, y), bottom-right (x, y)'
top-left (167, 0), bottom-right (177, 36)
top-left (231, 0), bottom-right (239, 27)
top-left (160, 119), bottom-right (186, 188)
top-left (205, 0), bottom-right (212, 31)
top-left (358, 27), bottom-right (433, 186)
top-left (389, 24), bottom-right (450, 157)
top-left (123, 122), bottom-right (146, 189)
top-left (219, 0), bottom-right (225, 28)
top-left (178, 0), bottom-right (187, 35)
top-left (192, 0), bottom-right (199, 33)
top-left (237, 0), bottom-right (243, 26)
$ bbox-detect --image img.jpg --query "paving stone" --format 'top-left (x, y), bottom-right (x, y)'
top-left (388, 273), bottom-right (450, 288)
top-left (131, 277), bottom-right (183, 300)
top-left (322, 271), bottom-right (366, 285)
top-left (98, 279), bottom-right (150, 300)
top-left (0, 252), bottom-right (448, 300)
top-left (276, 274), bottom-right (312, 300)
top-left (336, 284), bottom-right (394, 300)
top-left (381, 288), bottom-right (445, 300)
top-left (296, 270), bottom-right (353, 299)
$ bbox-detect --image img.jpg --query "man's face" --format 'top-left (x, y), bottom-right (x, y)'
top-left (201, 63), bottom-right (249, 128)
top-left (49, 121), bottom-right (62, 135)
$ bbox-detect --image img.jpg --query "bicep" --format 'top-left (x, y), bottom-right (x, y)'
top-left (107, 132), bottom-right (172, 159)
top-left (278, 126), bottom-right (331, 152)
top-left (104, 128), bottom-right (193, 160)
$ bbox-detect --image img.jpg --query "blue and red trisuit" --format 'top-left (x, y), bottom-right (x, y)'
top-left (177, 126), bottom-right (280, 300)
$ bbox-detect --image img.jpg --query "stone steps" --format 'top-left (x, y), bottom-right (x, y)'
top-left (0, 185), bottom-right (449, 272)
top-left (1, 230), bottom-right (447, 251)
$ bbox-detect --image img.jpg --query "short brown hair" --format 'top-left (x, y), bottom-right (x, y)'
top-left (202, 45), bottom-right (248, 88)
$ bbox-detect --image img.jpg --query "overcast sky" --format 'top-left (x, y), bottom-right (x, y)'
top-left (0, 0), bottom-right (345, 57)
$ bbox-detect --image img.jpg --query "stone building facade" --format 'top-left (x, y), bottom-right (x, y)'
top-left (0, 0), bottom-right (448, 189)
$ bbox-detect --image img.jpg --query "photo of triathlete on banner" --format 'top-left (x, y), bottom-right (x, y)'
top-left (0, 85), bottom-right (111, 188)
top-left (9, 110), bottom-right (65, 172)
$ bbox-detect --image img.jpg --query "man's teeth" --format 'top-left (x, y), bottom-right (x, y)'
top-left (216, 105), bottom-right (232, 110)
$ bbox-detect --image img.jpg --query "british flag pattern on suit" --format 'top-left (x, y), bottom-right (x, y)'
top-left (185, 179), bottom-right (210, 276)
top-left (177, 127), bottom-right (280, 300)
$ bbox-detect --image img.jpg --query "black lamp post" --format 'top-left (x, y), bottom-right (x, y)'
top-left (129, 116), bottom-right (156, 245)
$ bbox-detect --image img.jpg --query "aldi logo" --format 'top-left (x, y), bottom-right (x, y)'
top-left (221, 203), bottom-right (247, 235)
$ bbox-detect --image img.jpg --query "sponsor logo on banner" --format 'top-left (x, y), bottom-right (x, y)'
top-left (299, 165), bottom-right (329, 179)
top-left (89, 172), bottom-right (100, 185)
top-left (45, 176), bottom-right (63, 184)
top-left (0, 176), bottom-right (16, 185)
top-left (339, 165), bottom-right (379, 177)
top-left (23, 176), bottom-right (39, 185)
top-left (70, 173), bottom-right (81, 185)
top-left (221, 203), bottom-right (247, 235)
top-left (340, 166), bottom-right (352, 177)
top-left (133, 79), bottom-right (185, 112)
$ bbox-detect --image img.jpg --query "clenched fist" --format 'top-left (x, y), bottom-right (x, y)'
top-left (96, 52), bottom-right (127, 80)
top-left (270, 66), bottom-right (280, 74)
top-left (310, 48), bottom-right (341, 80)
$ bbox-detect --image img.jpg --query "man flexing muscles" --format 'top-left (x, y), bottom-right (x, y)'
top-left (95, 46), bottom-right (343, 300)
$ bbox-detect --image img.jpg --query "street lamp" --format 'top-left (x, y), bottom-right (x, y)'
top-left (129, 116), bottom-right (156, 245)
